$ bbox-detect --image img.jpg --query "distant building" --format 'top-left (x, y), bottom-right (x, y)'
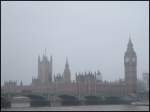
top-left (96, 70), bottom-right (102, 83)
top-left (4, 80), bottom-right (17, 87)
top-left (63, 58), bottom-right (71, 83)
top-left (142, 72), bottom-right (149, 92)
top-left (54, 73), bottom-right (63, 83)
top-left (137, 79), bottom-right (145, 93)
top-left (2, 80), bottom-right (19, 93)
top-left (2, 36), bottom-right (138, 97)
top-left (37, 54), bottom-right (53, 83)
top-left (124, 37), bottom-right (137, 94)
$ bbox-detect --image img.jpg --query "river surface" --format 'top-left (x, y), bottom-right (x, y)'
top-left (1, 105), bottom-right (149, 111)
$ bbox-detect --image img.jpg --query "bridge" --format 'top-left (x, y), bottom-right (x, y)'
top-left (1, 91), bottom-right (98, 107)
top-left (1, 92), bottom-right (50, 107)
top-left (1, 91), bottom-right (82, 107)
top-left (2, 91), bottom-right (136, 108)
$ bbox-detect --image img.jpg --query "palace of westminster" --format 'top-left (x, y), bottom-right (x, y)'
top-left (2, 38), bottom-right (138, 97)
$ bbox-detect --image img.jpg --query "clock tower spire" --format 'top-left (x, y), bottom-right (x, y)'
top-left (124, 37), bottom-right (137, 95)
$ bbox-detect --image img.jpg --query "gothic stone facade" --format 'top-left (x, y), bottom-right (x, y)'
top-left (2, 38), bottom-right (137, 97)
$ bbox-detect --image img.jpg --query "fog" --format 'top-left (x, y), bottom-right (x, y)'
top-left (1, 1), bottom-right (149, 85)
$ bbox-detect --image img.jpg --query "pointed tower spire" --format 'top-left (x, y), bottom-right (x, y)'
top-left (50, 55), bottom-right (53, 65)
top-left (126, 34), bottom-right (136, 55)
top-left (43, 49), bottom-right (44, 56)
top-left (50, 55), bottom-right (52, 62)
top-left (20, 80), bottom-right (23, 86)
top-left (45, 48), bottom-right (46, 56)
top-left (38, 55), bottom-right (41, 80)
top-left (128, 34), bottom-right (133, 48)
top-left (63, 57), bottom-right (71, 83)
top-left (49, 55), bottom-right (53, 82)
top-left (42, 48), bottom-right (48, 61)
top-left (65, 56), bottom-right (69, 68)
top-left (38, 55), bottom-right (40, 62)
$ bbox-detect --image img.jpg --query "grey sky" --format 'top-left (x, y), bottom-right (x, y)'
top-left (1, 1), bottom-right (149, 85)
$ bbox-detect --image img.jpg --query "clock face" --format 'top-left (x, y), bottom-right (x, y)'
top-left (125, 58), bottom-right (129, 63)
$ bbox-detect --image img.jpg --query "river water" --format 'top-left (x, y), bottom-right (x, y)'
top-left (1, 105), bottom-right (149, 111)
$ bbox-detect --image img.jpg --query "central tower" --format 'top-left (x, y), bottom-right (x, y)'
top-left (124, 37), bottom-right (137, 94)
top-left (63, 57), bottom-right (71, 83)
top-left (38, 54), bottom-right (52, 83)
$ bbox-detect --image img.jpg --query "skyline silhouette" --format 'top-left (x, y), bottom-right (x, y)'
top-left (1, 1), bottom-right (149, 85)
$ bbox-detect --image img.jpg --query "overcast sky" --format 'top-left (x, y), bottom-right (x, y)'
top-left (1, 1), bottom-right (149, 85)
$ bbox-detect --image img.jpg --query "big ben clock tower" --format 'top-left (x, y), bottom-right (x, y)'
top-left (124, 37), bottom-right (137, 95)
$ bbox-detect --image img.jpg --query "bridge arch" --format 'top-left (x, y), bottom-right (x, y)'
top-left (58, 94), bottom-right (80, 106)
